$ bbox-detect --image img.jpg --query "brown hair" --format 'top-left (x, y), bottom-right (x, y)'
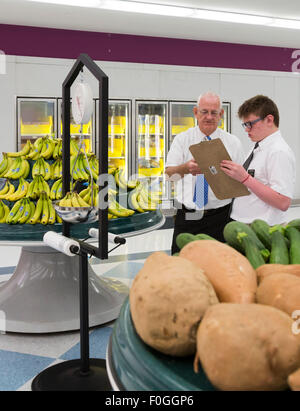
top-left (238, 95), bottom-right (279, 127)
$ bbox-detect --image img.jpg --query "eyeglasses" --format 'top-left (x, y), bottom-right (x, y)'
top-left (198, 109), bottom-right (220, 117)
top-left (241, 117), bottom-right (263, 130)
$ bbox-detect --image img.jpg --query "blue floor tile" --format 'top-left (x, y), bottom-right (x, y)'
top-left (0, 349), bottom-right (55, 391)
top-left (60, 327), bottom-right (112, 361)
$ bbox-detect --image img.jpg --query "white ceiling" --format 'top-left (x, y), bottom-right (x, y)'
top-left (1, 0), bottom-right (300, 48)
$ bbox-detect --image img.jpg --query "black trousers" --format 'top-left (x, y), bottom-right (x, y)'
top-left (171, 203), bottom-right (231, 254)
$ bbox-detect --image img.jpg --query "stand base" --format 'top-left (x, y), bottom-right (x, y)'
top-left (0, 245), bottom-right (129, 333)
top-left (31, 359), bottom-right (111, 391)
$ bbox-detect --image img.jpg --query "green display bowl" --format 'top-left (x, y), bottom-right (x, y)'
top-left (107, 297), bottom-right (216, 391)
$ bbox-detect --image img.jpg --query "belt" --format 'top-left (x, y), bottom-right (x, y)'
top-left (179, 203), bottom-right (230, 216)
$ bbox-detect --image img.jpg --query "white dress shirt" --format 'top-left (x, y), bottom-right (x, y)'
top-left (231, 130), bottom-right (296, 224)
top-left (166, 126), bottom-right (245, 210)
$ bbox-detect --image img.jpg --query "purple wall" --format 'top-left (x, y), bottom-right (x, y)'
top-left (0, 23), bottom-right (297, 72)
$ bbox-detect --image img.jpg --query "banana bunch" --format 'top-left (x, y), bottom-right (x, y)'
top-left (59, 192), bottom-right (90, 208)
top-left (6, 140), bottom-right (32, 158)
top-left (52, 157), bottom-right (62, 179)
top-left (78, 184), bottom-right (99, 207)
top-left (40, 137), bottom-right (57, 160)
top-left (128, 183), bottom-right (161, 212)
top-left (29, 192), bottom-right (56, 225)
top-left (5, 177), bottom-right (29, 201)
top-left (25, 137), bottom-right (46, 160)
top-left (114, 168), bottom-right (138, 190)
top-left (27, 175), bottom-right (50, 199)
top-left (70, 138), bottom-right (80, 156)
top-left (82, 154), bottom-right (98, 180)
top-left (32, 157), bottom-right (52, 180)
top-left (108, 193), bottom-right (135, 218)
top-left (5, 197), bottom-right (35, 224)
top-left (0, 200), bottom-right (10, 223)
top-left (50, 178), bottom-right (63, 200)
top-left (0, 153), bottom-right (14, 177)
top-left (52, 138), bottom-right (62, 160)
top-left (70, 153), bottom-right (91, 181)
top-left (0, 180), bottom-right (15, 199)
top-left (2, 156), bottom-right (30, 180)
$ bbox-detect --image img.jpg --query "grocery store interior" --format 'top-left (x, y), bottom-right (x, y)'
top-left (0, 0), bottom-right (300, 391)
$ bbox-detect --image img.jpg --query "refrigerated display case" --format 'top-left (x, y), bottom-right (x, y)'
top-left (135, 101), bottom-right (167, 183)
top-left (58, 98), bottom-right (94, 153)
top-left (95, 99), bottom-right (131, 178)
top-left (17, 98), bottom-right (56, 149)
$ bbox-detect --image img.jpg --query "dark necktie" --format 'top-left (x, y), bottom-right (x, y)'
top-left (243, 142), bottom-right (259, 171)
top-left (193, 136), bottom-right (211, 207)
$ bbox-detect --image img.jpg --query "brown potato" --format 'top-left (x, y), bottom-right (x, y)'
top-left (129, 251), bottom-right (218, 357)
top-left (257, 273), bottom-right (300, 316)
top-left (179, 240), bottom-right (257, 303)
top-left (196, 303), bottom-right (300, 391)
top-left (256, 264), bottom-right (300, 283)
top-left (288, 368), bottom-right (300, 391)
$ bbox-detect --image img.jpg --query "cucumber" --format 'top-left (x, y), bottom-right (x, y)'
top-left (287, 218), bottom-right (300, 230)
top-left (238, 233), bottom-right (265, 269)
top-left (175, 233), bottom-right (196, 249)
top-left (285, 226), bottom-right (300, 264)
top-left (223, 221), bottom-right (269, 257)
top-left (250, 219), bottom-right (272, 250)
top-left (194, 233), bottom-right (217, 241)
top-left (269, 230), bottom-right (289, 264)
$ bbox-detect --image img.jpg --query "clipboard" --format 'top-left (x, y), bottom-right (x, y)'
top-left (189, 138), bottom-right (250, 200)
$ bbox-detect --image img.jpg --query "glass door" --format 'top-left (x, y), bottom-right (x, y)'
top-left (57, 98), bottom-right (95, 153)
top-left (95, 99), bottom-right (131, 177)
top-left (17, 97), bottom-right (57, 150)
top-left (135, 101), bottom-right (167, 191)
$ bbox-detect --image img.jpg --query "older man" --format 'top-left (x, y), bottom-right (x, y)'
top-left (165, 92), bottom-right (244, 254)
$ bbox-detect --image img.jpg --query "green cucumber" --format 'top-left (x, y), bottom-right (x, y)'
top-left (285, 226), bottom-right (300, 264)
top-left (194, 233), bottom-right (216, 241)
top-left (269, 230), bottom-right (289, 264)
top-left (223, 221), bottom-right (269, 258)
top-left (237, 233), bottom-right (265, 269)
top-left (287, 218), bottom-right (300, 230)
top-left (250, 219), bottom-right (272, 250)
top-left (176, 233), bottom-right (196, 249)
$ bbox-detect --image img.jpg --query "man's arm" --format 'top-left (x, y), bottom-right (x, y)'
top-left (165, 160), bottom-right (203, 180)
top-left (220, 160), bottom-right (291, 211)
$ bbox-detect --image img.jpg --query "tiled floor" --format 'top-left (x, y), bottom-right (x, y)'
top-left (0, 206), bottom-right (300, 391)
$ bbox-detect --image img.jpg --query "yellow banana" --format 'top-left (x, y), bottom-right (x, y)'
top-left (70, 192), bottom-right (81, 207)
top-left (4, 157), bottom-right (20, 178)
top-left (0, 201), bottom-right (4, 220)
top-left (0, 179), bottom-right (9, 196)
top-left (11, 198), bottom-right (27, 224)
top-left (0, 202), bottom-right (10, 223)
top-left (11, 157), bottom-right (29, 180)
top-left (6, 140), bottom-right (31, 158)
top-left (59, 192), bottom-right (72, 207)
top-left (56, 180), bottom-right (63, 200)
top-left (56, 213), bottom-right (63, 223)
top-left (7, 178), bottom-right (28, 201)
top-left (0, 153), bottom-right (9, 175)
top-left (0, 182), bottom-right (15, 200)
top-left (128, 190), bottom-right (144, 213)
top-left (25, 201), bottom-right (36, 223)
top-left (29, 195), bottom-right (44, 224)
top-left (18, 198), bottom-right (32, 224)
top-left (40, 193), bottom-right (49, 225)
top-left (76, 193), bottom-right (91, 207)
top-left (50, 178), bottom-right (61, 200)
top-left (40, 138), bottom-right (54, 159)
top-left (47, 198), bottom-right (56, 224)
top-left (43, 159), bottom-right (52, 181)
top-left (52, 139), bottom-right (60, 160)
top-left (6, 199), bottom-right (23, 224)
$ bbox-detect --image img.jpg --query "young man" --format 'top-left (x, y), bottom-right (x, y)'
top-left (165, 92), bottom-right (244, 254)
top-left (220, 94), bottom-right (295, 224)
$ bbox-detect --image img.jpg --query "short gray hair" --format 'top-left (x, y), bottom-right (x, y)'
top-left (197, 92), bottom-right (222, 109)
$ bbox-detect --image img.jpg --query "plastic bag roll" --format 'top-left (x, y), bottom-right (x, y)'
top-left (43, 231), bottom-right (80, 257)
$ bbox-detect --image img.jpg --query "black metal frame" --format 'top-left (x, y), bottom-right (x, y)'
top-left (31, 54), bottom-right (111, 391)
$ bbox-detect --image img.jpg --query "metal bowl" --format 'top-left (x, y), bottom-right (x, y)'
top-left (54, 202), bottom-right (98, 224)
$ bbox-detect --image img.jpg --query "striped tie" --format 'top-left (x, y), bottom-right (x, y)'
top-left (193, 136), bottom-right (211, 208)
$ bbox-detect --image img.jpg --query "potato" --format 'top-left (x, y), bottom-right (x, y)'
top-left (196, 303), bottom-right (300, 391)
top-left (256, 264), bottom-right (300, 283)
top-left (179, 240), bottom-right (257, 303)
top-left (129, 251), bottom-right (218, 357)
top-left (257, 273), bottom-right (300, 316)
top-left (288, 368), bottom-right (300, 391)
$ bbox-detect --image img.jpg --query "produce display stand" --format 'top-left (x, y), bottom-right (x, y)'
top-left (0, 210), bottom-right (164, 334)
top-left (107, 297), bottom-right (216, 391)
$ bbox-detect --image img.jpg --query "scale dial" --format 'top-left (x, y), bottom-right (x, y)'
top-left (72, 82), bottom-right (93, 125)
